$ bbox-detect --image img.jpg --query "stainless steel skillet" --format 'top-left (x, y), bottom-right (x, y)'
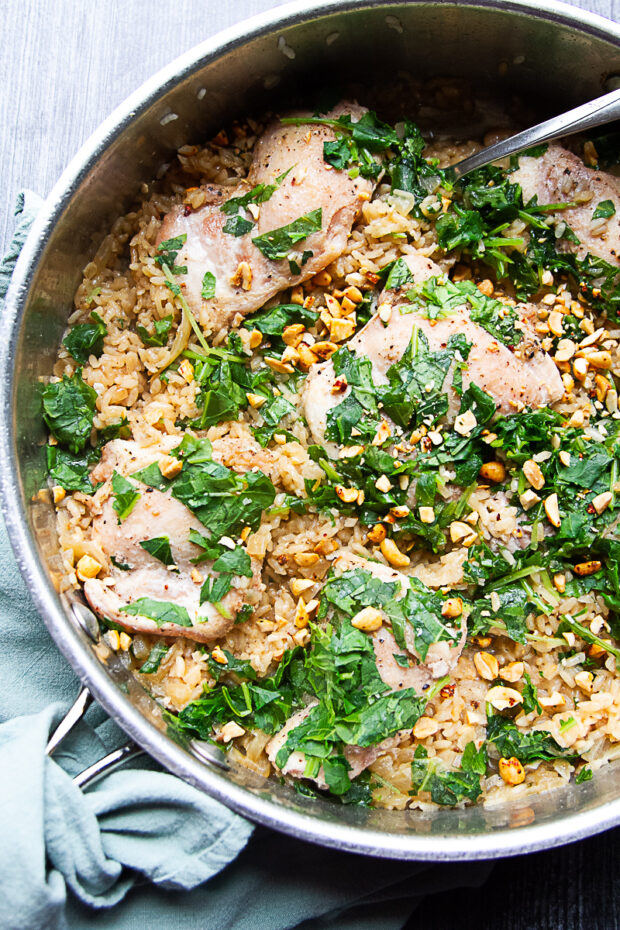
top-left (2, 0), bottom-right (620, 860)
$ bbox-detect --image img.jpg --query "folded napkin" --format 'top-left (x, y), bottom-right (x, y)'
top-left (0, 193), bottom-right (492, 930)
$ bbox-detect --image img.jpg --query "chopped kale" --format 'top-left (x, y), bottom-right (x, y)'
top-left (139, 641), bottom-right (170, 674)
top-left (137, 316), bottom-right (173, 347)
top-left (46, 445), bottom-right (98, 494)
top-left (42, 369), bottom-right (97, 453)
top-left (139, 535), bottom-right (176, 567)
top-left (486, 714), bottom-right (573, 763)
top-left (63, 312), bottom-right (107, 364)
top-left (155, 235), bottom-right (187, 276)
top-left (252, 209), bottom-right (322, 261)
top-left (121, 597), bottom-right (192, 628)
top-left (410, 744), bottom-right (484, 805)
top-left (201, 271), bottom-right (217, 299)
top-left (111, 471), bottom-right (140, 522)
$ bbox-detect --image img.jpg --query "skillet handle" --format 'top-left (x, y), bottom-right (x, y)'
top-left (46, 685), bottom-right (145, 788)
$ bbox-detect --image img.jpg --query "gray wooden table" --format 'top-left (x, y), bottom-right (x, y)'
top-left (1, 1), bottom-right (619, 928)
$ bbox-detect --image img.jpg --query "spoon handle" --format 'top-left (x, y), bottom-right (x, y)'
top-left (447, 87), bottom-right (620, 181)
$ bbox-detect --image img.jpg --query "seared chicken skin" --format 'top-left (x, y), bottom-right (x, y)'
top-left (157, 102), bottom-right (376, 337)
top-left (303, 253), bottom-right (563, 452)
top-left (512, 143), bottom-right (620, 265)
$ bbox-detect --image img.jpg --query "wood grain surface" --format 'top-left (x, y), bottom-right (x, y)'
top-left (1, 2), bottom-right (619, 928)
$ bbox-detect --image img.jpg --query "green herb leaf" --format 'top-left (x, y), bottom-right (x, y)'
top-left (171, 461), bottom-right (276, 539)
top-left (522, 670), bottom-right (542, 714)
top-left (131, 461), bottom-right (169, 490)
top-left (42, 369), bottom-right (97, 453)
top-left (252, 209), bottom-right (322, 261)
top-left (212, 546), bottom-right (253, 577)
top-left (592, 199), bottom-right (616, 220)
top-left (121, 597), bottom-right (192, 627)
top-left (139, 641), bottom-right (170, 673)
top-left (111, 471), bottom-right (141, 522)
top-left (576, 766), bottom-right (593, 784)
top-left (201, 271), bottom-right (217, 299)
top-left (220, 167), bottom-right (292, 216)
top-left (223, 215), bottom-right (254, 237)
top-left (139, 535), bottom-right (176, 567)
top-left (136, 316), bottom-right (173, 347)
top-left (244, 303), bottom-right (319, 337)
top-left (410, 745), bottom-right (484, 805)
top-left (486, 714), bottom-right (573, 763)
top-left (155, 235), bottom-right (187, 275)
top-left (461, 740), bottom-right (487, 775)
top-left (63, 312), bottom-right (107, 364)
top-left (200, 573), bottom-right (233, 606)
top-left (46, 445), bottom-right (97, 494)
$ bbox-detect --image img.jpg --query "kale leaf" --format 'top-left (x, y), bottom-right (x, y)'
top-left (410, 744), bottom-right (484, 805)
top-left (63, 312), bottom-right (107, 364)
top-left (121, 597), bottom-right (192, 627)
top-left (42, 369), bottom-right (97, 453)
top-left (139, 535), bottom-right (176, 567)
top-left (139, 641), bottom-right (170, 673)
top-left (486, 714), bottom-right (573, 763)
top-left (137, 316), bottom-right (173, 347)
top-left (252, 209), bottom-right (322, 261)
top-left (111, 471), bottom-right (141, 521)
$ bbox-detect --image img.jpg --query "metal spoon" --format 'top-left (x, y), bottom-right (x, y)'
top-left (446, 87), bottom-right (620, 181)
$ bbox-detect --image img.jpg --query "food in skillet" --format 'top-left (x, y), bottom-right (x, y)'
top-left (44, 91), bottom-right (620, 808)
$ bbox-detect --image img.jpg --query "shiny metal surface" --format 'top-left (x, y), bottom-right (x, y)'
top-left (2, 0), bottom-right (620, 860)
top-left (448, 85), bottom-right (620, 179)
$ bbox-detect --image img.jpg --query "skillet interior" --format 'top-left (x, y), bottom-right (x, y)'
top-left (2, 0), bottom-right (620, 859)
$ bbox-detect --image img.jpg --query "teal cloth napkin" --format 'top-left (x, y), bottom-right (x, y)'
top-left (0, 193), bottom-right (492, 930)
